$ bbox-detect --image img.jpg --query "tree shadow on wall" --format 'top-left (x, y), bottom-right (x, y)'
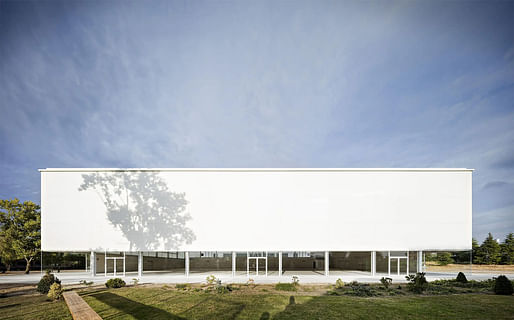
top-left (78, 172), bottom-right (195, 251)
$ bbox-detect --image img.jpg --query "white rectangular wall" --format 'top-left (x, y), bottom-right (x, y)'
top-left (40, 168), bottom-right (472, 252)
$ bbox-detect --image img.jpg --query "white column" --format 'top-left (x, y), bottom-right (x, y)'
top-left (371, 251), bottom-right (376, 276)
top-left (91, 251), bottom-right (96, 276)
top-left (232, 252), bottom-right (236, 277)
top-left (278, 251), bottom-right (282, 277)
top-left (388, 251), bottom-right (391, 276)
top-left (85, 253), bottom-right (88, 272)
top-left (324, 251), bottom-right (329, 276)
top-left (265, 252), bottom-right (268, 277)
top-left (406, 251), bottom-right (409, 275)
top-left (185, 252), bottom-right (189, 277)
top-left (123, 252), bottom-right (126, 277)
top-left (246, 252), bottom-right (249, 277)
top-left (417, 250), bottom-right (423, 273)
top-left (104, 250), bottom-right (107, 277)
top-left (138, 252), bottom-right (143, 277)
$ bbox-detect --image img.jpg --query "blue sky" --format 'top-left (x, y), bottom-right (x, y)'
top-left (0, 0), bottom-right (512, 242)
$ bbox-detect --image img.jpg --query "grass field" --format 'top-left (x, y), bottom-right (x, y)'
top-left (1, 284), bottom-right (513, 320)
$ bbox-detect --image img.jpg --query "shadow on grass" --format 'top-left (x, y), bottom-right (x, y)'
top-left (90, 291), bottom-right (185, 320)
top-left (180, 296), bottom-right (246, 319)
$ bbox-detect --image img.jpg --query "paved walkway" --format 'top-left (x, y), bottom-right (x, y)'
top-left (63, 291), bottom-right (102, 320)
top-left (1, 270), bottom-right (513, 286)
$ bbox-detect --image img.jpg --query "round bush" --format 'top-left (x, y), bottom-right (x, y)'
top-left (47, 283), bottom-right (63, 300)
top-left (456, 272), bottom-right (467, 283)
top-left (37, 271), bottom-right (61, 294)
top-left (494, 275), bottom-right (513, 295)
top-left (105, 278), bottom-right (126, 288)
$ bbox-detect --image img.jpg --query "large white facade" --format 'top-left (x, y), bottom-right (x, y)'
top-left (40, 168), bottom-right (472, 252)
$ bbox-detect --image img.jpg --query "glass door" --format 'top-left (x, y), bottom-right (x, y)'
top-left (389, 257), bottom-right (407, 275)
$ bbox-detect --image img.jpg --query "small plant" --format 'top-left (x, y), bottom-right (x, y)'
top-left (132, 278), bottom-right (139, 286)
top-left (347, 281), bottom-right (359, 287)
top-left (37, 270), bottom-right (61, 294)
top-left (246, 278), bottom-right (255, 287)
top-left (456, 272), bottom-right (467, 283)
top-left (405, 272), bottom-right (428, 293)
top-left (335, 278), bottom-right (344, 289)
top-left (380, 277), bottom-right (392, 289)
top-left (215, 279), bottom-right (232, 294)
top-left (493, 275), bottom-right (513, 295)
top-left (79, 280), bottom-right (93, 286)
top-left (105, 278), bottom-right (126, 288)
top-left (275, 283), bottom-right (297, 291)
top-left (206, 275), bottom-right (217, 285)
top-left (292, 276), bottom-right (299, 286)
top-left (176, 283), bottom-right (191, 290)
top-left (47, 282), bottom-right (63, 300)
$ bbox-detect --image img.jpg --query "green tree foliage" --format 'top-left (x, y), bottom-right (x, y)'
top-left (0, 233), bottom-right (20, 271)
top-left (471, 238), bottom-right (480, 264)
top-left (500, 233), bottom-right (514, 265)
top-left (475, 233), bottom-right (501, 265)
top-left (436, 252), bottom-right (454, 266)
top-left (0, 199), bottom-right (41, 273)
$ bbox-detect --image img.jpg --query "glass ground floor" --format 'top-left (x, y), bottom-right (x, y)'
top-left (40, 250), bottom-right (471, 278)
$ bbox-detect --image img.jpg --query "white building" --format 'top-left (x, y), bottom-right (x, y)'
top-left (40, 168), bottom-right (472, 279)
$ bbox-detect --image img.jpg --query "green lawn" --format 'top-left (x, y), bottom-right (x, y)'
top-left (1, 286), bottom-right (513, 320)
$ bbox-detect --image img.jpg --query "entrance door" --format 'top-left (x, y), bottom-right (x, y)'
top-left (389, 257), bottom-right (407, 275)
top-left (105, 258), bottom-right (117, 276)
top-left (247, 257), bottom-right (267, 276)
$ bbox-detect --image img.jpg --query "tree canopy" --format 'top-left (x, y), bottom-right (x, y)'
top-left (0, 199), bottom-right (41, 273)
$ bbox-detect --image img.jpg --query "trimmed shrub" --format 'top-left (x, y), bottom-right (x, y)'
top-left (47, 283), bottom-right (63, 300)
top-left (105, 278), bottom-right (126, 288)
top-left (335, 278), bottom-right (345, 289)
top-left (345, 283), bottom-right (377, 297)
top-left (493, 275), bottom-right (513, 295)
top-left (37, 270), bottom-right (61, 294)
top-left (405, 272), bottom-right (428, 293)
top-left (206, 275), bottom-right (216, 285)
top-left (456, 272), bottom-right (467, 283)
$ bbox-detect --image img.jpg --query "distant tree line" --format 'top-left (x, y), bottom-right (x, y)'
top-left (472, 233), bottom-right (514, 265)
top-left (426, 233), bottom-right (514, 265)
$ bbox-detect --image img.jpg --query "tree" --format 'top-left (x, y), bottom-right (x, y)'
top-left (500, 233), bottom-right (514, 265)
top-left (0, 233), bottom-right (20, 271)
top-left (0, 199), bottom-right (41, 273)
top-left (471, 238), bottom-right (480, 264)
top-left (436, 252), bottom-right (453, 266)
top-left (475, 233), bottom-right (501, 265)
